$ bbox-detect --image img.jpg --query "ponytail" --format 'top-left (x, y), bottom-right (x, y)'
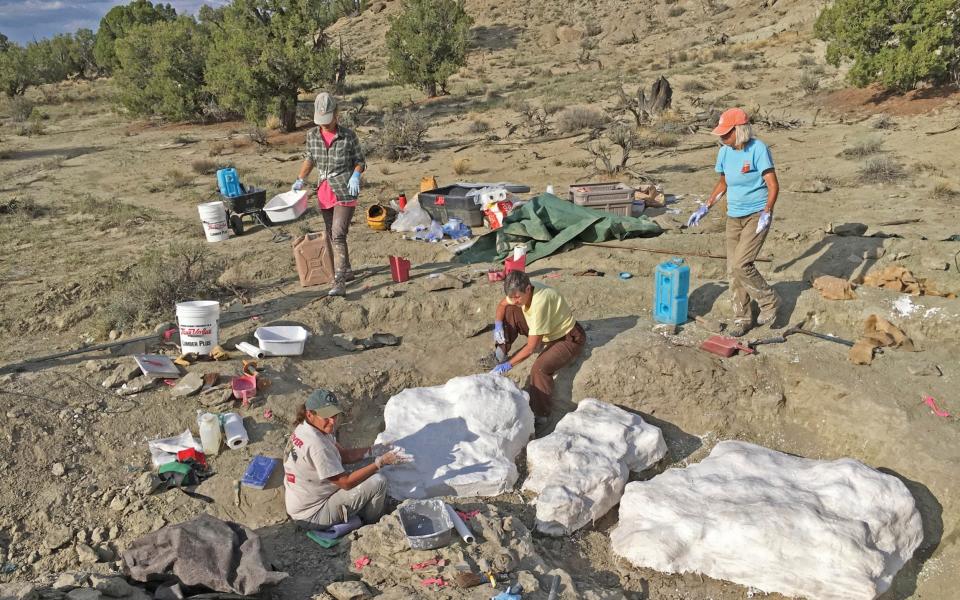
top-left (293, 404), bottom-right (307, 425)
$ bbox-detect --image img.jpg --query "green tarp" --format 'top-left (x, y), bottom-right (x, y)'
top-left (456, 193), bottom-right (662, 265)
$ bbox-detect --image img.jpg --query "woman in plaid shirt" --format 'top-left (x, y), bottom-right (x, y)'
top-left (292, 92), bottom-right (366, 297)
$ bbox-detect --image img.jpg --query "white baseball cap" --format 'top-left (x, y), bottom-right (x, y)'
top-left (314, 92), bottom-right (337, 125)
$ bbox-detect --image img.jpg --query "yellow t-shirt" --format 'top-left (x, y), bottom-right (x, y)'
top-left (517, 283), bottom-right (576, 343)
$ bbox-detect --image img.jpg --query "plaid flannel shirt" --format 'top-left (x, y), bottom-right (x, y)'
top-left (303, 125), bottom-right (366, 200)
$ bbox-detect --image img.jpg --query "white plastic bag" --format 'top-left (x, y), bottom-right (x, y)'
top-left (390, 196), bottom-right (433, 232)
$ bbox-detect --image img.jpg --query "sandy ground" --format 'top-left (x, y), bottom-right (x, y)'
top-left (1, 0), bottom-right (960, 598)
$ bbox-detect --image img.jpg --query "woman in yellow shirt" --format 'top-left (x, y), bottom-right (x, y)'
top-left (491, 271), bottom-right (586, 419)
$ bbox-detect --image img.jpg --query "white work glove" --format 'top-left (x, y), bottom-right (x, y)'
top-left (291, 178), bottom-right (304, 192)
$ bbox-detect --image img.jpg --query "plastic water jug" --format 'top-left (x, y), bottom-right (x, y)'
top-left (197, 412), bottom-right (222, 456)
top-left (216, 168), bottom-right (242, 198)
top-left (654, 258), bottom-right (690, 325)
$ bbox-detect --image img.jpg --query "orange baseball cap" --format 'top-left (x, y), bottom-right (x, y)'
top-left (711, 108), bottom-right (749, 136)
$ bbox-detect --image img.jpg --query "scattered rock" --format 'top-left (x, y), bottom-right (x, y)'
top-left (828, 222), bottom-right (868, 237)
top-left (132, 472), bottom-right (162, 496)
top-left (170, 372), bottom-right (203, 398)
top-left (53, 572), bottom-right (89, 591)
top-left (109, 495), bottom-right (128, 512)
top-left (153, 584), bottom-right (184, 600)
top-left (377, 288), bottom-right (396, 299)
top-left (555, 25), bottom-right (585, 42)
top-left (65, 589), bottom-right (102, 600)
top-left (785, 231), bottom-right (801, 241)
top-left (325, 581), bottom-right (371, 600)
top-left (796, 179), bottom-right (830, 193)
top-left (516, 570), bottom-right (541, 593)
top-left (422, 273), bottom-right (465, 292)
top-left (862, 247), bottom-right (886, 260)
top-left (370, 2), bottom-right (386, 13)
top-left (44, 526), bottom-right (73, 550)
top-left (90, 527), bottom-right (107, 544)
top-left (101, 366), bottom-right (126, 389)
top-left (51, 462), bottom-right (67, 477)
top-left (75, 543), bottom-right (99, 564)
top-left (116, 376), bottom-right (156, 396)
top-left (908, 363), bottom-right (942, 377)
top-left (893, 251), bottom-right (911, 261)
top-left (922, 258), bottom-right (949, 271)
top-left (84, 360), bottom-right (111, 373)
top-left (108, 330), bottom-right (119, 341)
top-left (652, 323), bottom-right (678, 335)
top-left (847, 254), bottom-right (864, 264)
top-left (90, 575), bottom-right (133, 598)
top-left (694, 315), bottom-right (723, 333)
top-left (0, 583), bottom-right (38, 600)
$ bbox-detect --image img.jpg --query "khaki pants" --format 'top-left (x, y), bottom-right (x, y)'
top-left (297, 473), bottom-right (386, 529)
top-left (321, 205), bottom-right (355, 277)
top-left (501, 305), bottom-right (586, 417)
top-left (725, 212), bottom-right (777, 322)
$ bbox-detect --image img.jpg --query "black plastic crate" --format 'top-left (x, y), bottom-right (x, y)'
top-left (419, 185), bottom-right (484, 227)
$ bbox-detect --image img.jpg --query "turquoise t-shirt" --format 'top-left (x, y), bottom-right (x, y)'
top-left (714, 139), bottom-right (775, 218)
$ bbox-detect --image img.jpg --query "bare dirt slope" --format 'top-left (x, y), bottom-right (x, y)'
top-left (1, 0), bottom-right (959, 598)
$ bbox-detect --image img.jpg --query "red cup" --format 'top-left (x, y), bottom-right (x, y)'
top-left (504, 255), bottom-right (526, 274)
top-left (389, 256), bottom-right (411, 283)
top-left (398, 194), bottom-right (407, 211)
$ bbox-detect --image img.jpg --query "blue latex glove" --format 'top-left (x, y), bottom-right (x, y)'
top-left (756, 210), bottom-right (772, 233)
top-left (686, 203), bottom-right (709, 227)
top-left (493, 321), bottom-right (506, 345)
top-left (348, 171), bottom-right (361, 196)
top-left (291, 178), bottom-right (304, 192)
top-left (491, 362), bottom-right (512, 375)
top-left (492, 593), bottom-right (522, 600)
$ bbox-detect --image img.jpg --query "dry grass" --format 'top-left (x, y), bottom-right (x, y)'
top-left (265, 115), bottom-right (282, 130)
top-left (191, 159), bottom-right (220, 175)
top-left (681, 80), bottom-right (708, 92)
top-left (452, 157), bottom-right (472, 175)
top-left (842, 137), bottom-right (884, 158)
top-left (74, 194), bottom-right (145, 231)
top-left (799, 71), bottom-right (820, 94)
top-left (859, 157), bottom-right (905, 183)
top-left (468, 119), bottom-right (491, 133)
top-left (931, 182), bottom-right (958, 199)
top-left (168, 169), bottom-right (194, 188)
top-left (209, 142), bottom-right (227, 156)
top-left (555, 105), bottom-right (607, 133)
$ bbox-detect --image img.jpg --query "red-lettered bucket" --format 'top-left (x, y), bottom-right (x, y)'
top-left (175, 300), bottom-right (220, 355)
top-left (198, 201), bottom-right (229, 243)
top-left (389, 256), bottom-right (411, 283)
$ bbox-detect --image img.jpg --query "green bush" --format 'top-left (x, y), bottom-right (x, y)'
top-left (0, 45), bottom-right (34, 97)
top-left (115, 17), bottom-right (211, 121)
top-left (93, 0), bottom-right (177, 73)
top-left (205, 0), bottom-right (340, 132)
top-left (386, 0), bottom-right (473, 96)
top-left (815, 0), bottom-right (960, 90)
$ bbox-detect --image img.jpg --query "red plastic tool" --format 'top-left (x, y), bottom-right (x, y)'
top-left (700, 335), bottom-right (755, 357)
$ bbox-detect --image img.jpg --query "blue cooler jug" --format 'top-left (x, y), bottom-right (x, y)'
top-left (654, 258), bottom-right (690, 325)
top-left (216, 167), bottom-right (242, 198)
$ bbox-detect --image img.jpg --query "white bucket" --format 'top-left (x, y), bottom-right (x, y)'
top-left (198, 201), bottom-right (229, 243)
top-left (176, 300), bottom-right (220, 355)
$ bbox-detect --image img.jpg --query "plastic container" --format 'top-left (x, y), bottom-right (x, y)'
top-left (198, 201), bottom-right (229, 243)
top-left (222, 412), bottom-right (248, 449)
top-left (254, 325), bottom-right (309, 356)
top-left (241, 455), bottom-right (278, 489)
top-left (397, 499), bottom-right (455, 550)
top-left (216, 168), bottom-right (242, 198)
top-left (293, 233), bottom-right (334, 287)
top-left (231, 375), bottom-right (257, 403)
top-left (197, 412), bottom-right (222, 456)
top-left (569, 182), bottom-right (634, 217)
top-left (631, 200), bottom-right (646, 217)
top-left (389, 256), bottom-right (411, 283)
top-left (504, 255), bottom-right (525, 274)
top-left (176, 300), bottom-right (220, 355)
top-left (398, 193), bottom-right (407, 211)
top-left (654, 258), bottom-right (690, 325)
top-left (419, 185), bottom-right (485, 227)
top-left (264, 191), bottom-right (309, 223)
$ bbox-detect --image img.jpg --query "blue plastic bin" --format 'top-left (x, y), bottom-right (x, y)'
top-left (241, 455), bottom-right (278, 489)
top-left (654, 258), bottom-right (690, 325)
top-left (216, 167), bottom-right (242, 198)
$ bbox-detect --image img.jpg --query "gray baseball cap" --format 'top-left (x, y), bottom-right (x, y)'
top-left (313, 92), bottom-right (336, 125)
top-left (306, 388), bottom-right (342, 418)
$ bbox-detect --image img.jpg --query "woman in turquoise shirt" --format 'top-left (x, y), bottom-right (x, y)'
top-left (687, 108), bottom-right (780, 337)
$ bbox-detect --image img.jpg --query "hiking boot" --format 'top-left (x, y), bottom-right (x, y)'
top-left (342, 269), bottom-right (356, 282)
top-left (727, 320), bottom-right (752, 338)
top-left (328, 278), bottom-right (347, 297)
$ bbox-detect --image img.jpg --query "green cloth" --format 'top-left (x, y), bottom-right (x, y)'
top-left (456, 193), bottom-right (662, 265)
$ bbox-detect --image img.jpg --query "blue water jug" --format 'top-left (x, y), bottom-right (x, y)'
top-left (216, 168), bottom-right (242, 198)
top-left (654, 258), bottom-right (690, 325)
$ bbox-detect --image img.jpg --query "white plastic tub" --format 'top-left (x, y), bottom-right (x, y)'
top-left (264, 191), bottom-right (309, 223)
top-left (254, 325), bottom-right (309, 356)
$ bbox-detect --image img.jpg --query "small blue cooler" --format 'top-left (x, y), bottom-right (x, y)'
top-left (216, 167), bottom-right (242, 198)
top-left (654, 258), bottom-right (690, 325)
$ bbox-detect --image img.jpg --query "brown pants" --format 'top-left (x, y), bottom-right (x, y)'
top-left (501, 305), bottom-right (586, 417)
top-left (321, 205), bottom-right (355, 276)
top-left (725, 212), bottom-right (778, 322)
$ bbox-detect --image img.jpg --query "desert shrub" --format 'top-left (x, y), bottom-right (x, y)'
top-left (555, 105), bottom-right (607, 133)
top-left (99, 241), bottom-right (225, 330)
top-left (208, 141), bottom-right (227, 156)
top-left (386, 0), bottom-right (473, 96)
top-left (931, 182), bottom-right (958, 199)
top-left (799, 71), bottom-right (820, 94)
top-left (74, 194), bottom-right (144, 230)
top-left (872, 114), bottom-right (894, 129)
top-left (374, 110), bottom-right (429, 160)
top-left (452, 157), bottom-right (471, 175)
top-left (0, 197), bottom-right (48, 219)
top-left (191, 159), bottom-right (220, 175)
top-left (842, 137), bottom-right (884, 158)
top-left (681, 80), bottom-right (707, 92)
top-left (168, 169), bottom-right (193, 187)
top-left (584, 20), bottom-right (603, 37)
top-left (815, 0), bottom-right (960, 90)
top-left (467, 119), bottom-right (490, 133)
top-left (114, 17), bottom-right (211, 121)
top-left (647, 131), bottom-right (679, 147)
top-left (797, 54), bottom-right (816, 66)
top-left (10, 97), bottom-right (35, 122)
top-left (0, 45), bottom-right (35, 97)
top-left (265, 114), bottom-right (282, 130)
top-left (859, 156), bottom-right (905, 183)
top-left (668, 6), bottom-right (686, 17)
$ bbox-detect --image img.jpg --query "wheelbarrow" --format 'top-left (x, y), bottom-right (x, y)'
top-left (221, 186), bottom-right (270, 236)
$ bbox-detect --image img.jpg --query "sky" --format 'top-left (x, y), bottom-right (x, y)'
top-left (0, 0), bottom-right (230, 44)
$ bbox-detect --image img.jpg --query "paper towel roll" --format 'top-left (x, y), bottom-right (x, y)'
top-left (222, 412), bottom-right (248, 449)
top-left (236, 341), bottom-right (264, 359)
